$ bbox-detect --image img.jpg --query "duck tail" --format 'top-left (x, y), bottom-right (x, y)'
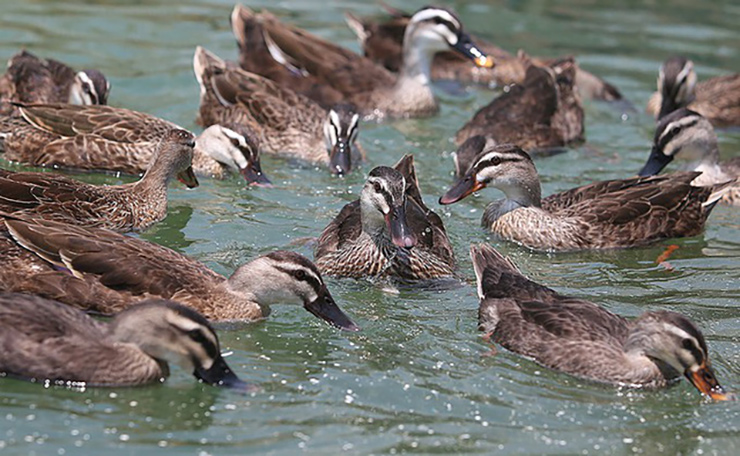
top-left (344, 12), bottom-right (368, 45)
top-left (469, 243), bottom-right (523, 300)
top-left (702, 178), bottom-right (737, 212)
top-left (230, 4), bottom-right (255, 50)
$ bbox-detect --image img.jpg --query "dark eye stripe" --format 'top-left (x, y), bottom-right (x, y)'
top-left (432, 17), bottom-right (459, 34)
top-left (475, 155), bottom-right (521, 171)
top-left (658, 118), bottom-right (699, 151)
top-left (275, 266), bottom-right (322, 292)
top-left (184, 328), bottom-right (220, 359)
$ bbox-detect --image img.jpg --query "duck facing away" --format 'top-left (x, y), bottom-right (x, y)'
top-left (343, 6), bottom-right (622, 101)
top-left (0, 128), bottom-right (197, 232)
top-left (0, 293), bottom-right (247, 388)
top-left (471, 243), bottom-right (730, 400)
top-left (455, 58), bottom-right (584, 153)
top-left (638, 108), bottom-right (740, 205)
top-left (193, 46), bottom-right (363, 175)
top-left (315, 155), bottom-right (455, 280)
top-left (0, 103), bottom-right (269, 185)
top-left (0, 214), bottom-right (358, 330)
top-left (0, 50), bottom-right (109, 115)
top-left (232, 5), bottom-right (493, 119)
top-left (647, 56), bottom-right (740, 127)
top-left (440, 144), bottom-right (732, 251)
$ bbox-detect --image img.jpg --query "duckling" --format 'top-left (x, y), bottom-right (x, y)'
top-left (455, 57), bottom-right (584, 153)
top-left (0, 103), bottom-right (269, 185)
top-left (0, 128), bottom-right (197, 232)
top-left (0, 293), bottom-right (247, 388)
top-left (231, 5), bottom-right (494, 119)
top-left (344, 7), bottom-right (622, 101)
top-left (440, 143), bottom-right (733, 251)
top-left (193, 46), bottom-right (363, 175)
top-left (0, 214), bottom-right (358, 330)
top-left (647, 56), bottom-right (740, 127)
top-left (471, 243), bottom-right (730, 400)
top-left (315, 155), bottom-right (455, 280)
top-left (0, 50), bottom-right (110, 115)
top-left (638, 108), bottom-right (739, 205)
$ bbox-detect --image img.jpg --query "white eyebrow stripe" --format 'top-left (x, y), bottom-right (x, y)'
top-left (270, 261), bottom-right (323, 285)
top-left (657, 115), bottom-right (701, 143)
top-left (409, 8), bottom-right (461, 31)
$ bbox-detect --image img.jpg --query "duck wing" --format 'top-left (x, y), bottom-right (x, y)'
top-left (2, 215), bottom-right (224, 314)
top-left (314, 200), bottom-right (362, 259)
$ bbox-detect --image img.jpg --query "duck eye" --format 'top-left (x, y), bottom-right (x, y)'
top-left (187, 329), bottom-right (208, 344)
top-left (491, 156), bottom-right (502, 166)
top-left (682, 339), bottom-right (693, 350)
top-left (373, 182), bottom-right (382, 193)
top-left (294, 270), bottom-right (306, 280)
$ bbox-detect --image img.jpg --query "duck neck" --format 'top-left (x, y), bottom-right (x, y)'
top-left (133, 150), bottom-right (174, 198)
top-left (399, 37), bottom-right (434, 87)
top-left (500, 177), bottom-right (542, 209)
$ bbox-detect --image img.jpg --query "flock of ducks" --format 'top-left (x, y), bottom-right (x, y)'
top-left (0, 4), bottom-right (737, 402)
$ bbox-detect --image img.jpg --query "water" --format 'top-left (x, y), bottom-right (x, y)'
top-left (1, 0), bottom-right (739, 454)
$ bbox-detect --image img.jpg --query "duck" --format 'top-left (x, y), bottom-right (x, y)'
top-left (0, 293), bottom-right (247, 389)
top-left (315, 155), bottom-right (455, 280)
top-left (638, 108), bottom-right (739, 205)
top-left (0, 213), bottom-right (358, 330)
top-left (193, 46), bottom-right (363, 175)
top-left (455, 57), bottom-right (584, 153)
top-left (230, 5), bottom-right (494, 119)
top-left (0, 103), bottom-right (269, 185)
top-left (0, 128), bottom-right (198, 232)
top-left (471, 243), bottom-right (730, 400)
top-left (0, 50), bottom-right (110, 115)
top-left (646, 56), bottom-right (740, 127)
top-left (343, 6), bottom-right (622, 101)
top-left (439, 143), bottom-right (733, 251)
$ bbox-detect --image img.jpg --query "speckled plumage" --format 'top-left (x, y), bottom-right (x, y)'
top-left (315, 155), bottom-right (455, 280)
top-left (0, 103), bottom-right (255, 180)
top-left (193, 46), bottom-right (364, 170)
top-left (442, 144), bottom-right (732, 252)
top-left (0, 129), bottom-right (196, 232)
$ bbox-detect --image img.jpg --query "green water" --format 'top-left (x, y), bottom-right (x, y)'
top-left (1, 0), bottom-right (739, 454)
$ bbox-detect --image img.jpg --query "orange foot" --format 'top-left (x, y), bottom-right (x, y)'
top-left (655, 245), bottom-right (679, 271)
top-left (481, 332), bottom-right (498, 357)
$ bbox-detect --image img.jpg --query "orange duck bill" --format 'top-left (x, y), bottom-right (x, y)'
top-left (686, 362), bottom-right (733, 401)
top-left (452, 33), bottom-right (495, 68)
top-left (177, 166), bottom-right (199, 188)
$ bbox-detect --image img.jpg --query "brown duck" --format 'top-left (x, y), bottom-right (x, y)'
top-left (471, 243), bottom-right (730, 400)
top-left (0, 213), bottom-right (357, 330)
top-left (0, 293), bottom-right (247, 389)
top-left (638, 108), bottom-right (740, 205)
top-left (455, 57), bottom-right (584, 153)
top-left (193, 46), bottom-right (363, 175)
top-left (231, 5), bottom-right (493, 119)
top-left (344, 6), bottom-right (622, 101)
top-left (646, 56), bottom-right (740, 127)
top-left (315, 155), bottom-right (455, 280)
top-left (0, 50), bottom-right (109, 115)
top-left (440, 144), bottom-right (733, 251)
top-left (0, 103), bottom-right (269, 185)
top-left (0, 128), bottom-right (197, 232)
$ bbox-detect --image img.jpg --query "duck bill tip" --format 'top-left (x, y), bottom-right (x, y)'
top-left (687, 366), bottom-right (732, 401)
top-left (304, 292), bottom-right (359, 331)
top-left (177, 167), bottom-right (199, 188)
top-left (385, 206), bottom-right (417, 249)
top-left (475, 55), bottom-right (495, 68)
top-left (239, 166), bottom-right (272, 187)
top-left (329, 144), bottom-right (352, 175)
top-left (440, 176), bottom-right (484, 205)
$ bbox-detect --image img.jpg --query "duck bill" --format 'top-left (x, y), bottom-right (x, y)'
top-left (685, 363), bottom-right (731, 401)
top-left (194, 355), bottom-right (250, 390)
top-left (439, 173), bottom-right (486, 205)
top-left (638, 146), bottom-right (673, 177)
top-left (240, 164), bottom-right (272, 187)
top-left (177, 166), bottom-right (199, 188)
top-left (304, 286), bottom-right (360, 331)
top-left (452, 33), bottom-right (495, 68)
top-left (385, 204), bottom-right (416, 248)
top-left (329, 140), bottom-right (352, 175)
